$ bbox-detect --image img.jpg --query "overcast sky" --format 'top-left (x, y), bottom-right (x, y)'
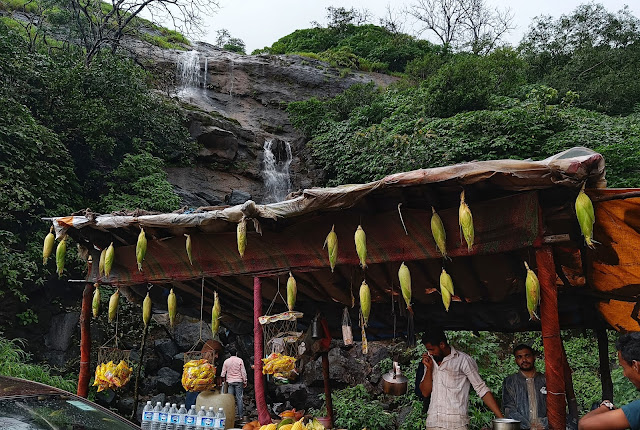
top-left (199, 0), bottom-right (638, 53)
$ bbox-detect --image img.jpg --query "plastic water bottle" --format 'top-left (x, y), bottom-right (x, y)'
top-left (215, 407), bottom-right (226, 430)
top-left (141, 401), bottom-right (154, 430)
top-left (185, 405), bottom-right (197, 430)
top-left (159, 402), bottom-right (170, 430)
top-left (167, 403), bottom-right (179, 430)
top-left (196, 406), bottom-right (206, 429)
top-left (151, 402), bottom-right (162, 430)
top-left (203, 407), bottom-right (215, 428)
top-left (176, 404), bottom-right (187, 430)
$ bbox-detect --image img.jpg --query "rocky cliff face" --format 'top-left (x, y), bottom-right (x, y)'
top-left (129, 39), bottom-right (398, 205)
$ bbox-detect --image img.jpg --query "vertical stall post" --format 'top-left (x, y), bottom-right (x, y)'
top-left (254, 277), bottom-right (271, 425)
top-left (596, 327), bottom-right (614, 401)
top-left (77, 282), bottom-right (93, 397)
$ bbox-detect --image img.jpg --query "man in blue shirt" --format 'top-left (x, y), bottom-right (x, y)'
top-left (579, 333), bottom-right (640, 430)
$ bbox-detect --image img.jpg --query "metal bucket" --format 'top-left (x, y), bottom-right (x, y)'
top-left (492, 418), bottom-right (521, 430)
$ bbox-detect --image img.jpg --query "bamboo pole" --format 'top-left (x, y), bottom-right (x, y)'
top-left (597, 328), bottom-right (614, 401)
top-left (254, 277), bottom-right (271, 425)
top-left (77, 283), bottom-right (93, 398)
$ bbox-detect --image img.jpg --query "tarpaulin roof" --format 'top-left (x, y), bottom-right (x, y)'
top-left (49, 147), bottom-right (640, 335)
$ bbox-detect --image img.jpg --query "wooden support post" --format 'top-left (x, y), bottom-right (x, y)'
top-left (77, 283), bottom-right (93, 398)
top-left (322, 351), bottom-right (334, 428)
top-left (536, 246), bottom-right (566, 430)
top-left (254, 277), bottom-right (271, 425)
top-left (130, 323), bottom-right (149, 422)
top-left (597, 327), bottom-right (614, 401)
top-left (561, 346), bottom-right (578, 423)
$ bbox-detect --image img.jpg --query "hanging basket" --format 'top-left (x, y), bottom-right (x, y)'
top-left (94, 347), bottom-right (133, 392)
top-left (260, 311), bottom-right (303, 358)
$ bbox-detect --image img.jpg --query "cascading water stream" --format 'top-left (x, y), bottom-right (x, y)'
top-left (176, 50), bottom-right (207, 99)
top-left (262, 139), bottom-right (292, 203)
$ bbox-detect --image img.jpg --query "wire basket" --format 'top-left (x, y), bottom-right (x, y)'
top-left (97, 346), bottom-right (131, 365)
top-left (183, 350), bottom-right (216, 365)
top-left (260, 311), bottom-right (303, 358)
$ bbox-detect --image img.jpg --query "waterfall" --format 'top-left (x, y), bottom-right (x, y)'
top-left (177, 50), bottom-right (201, 89)
top-left (262, 139), bottom-right (292, 203)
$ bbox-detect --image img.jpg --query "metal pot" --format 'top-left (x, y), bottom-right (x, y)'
top-left (492, 418), bottom-right (521, 430)
top-left (382, 362), bottom-right (408, 396)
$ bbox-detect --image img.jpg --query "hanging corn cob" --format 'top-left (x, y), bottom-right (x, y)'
top-left (168, 288), bottom-right (177, 327)
top-left (99, 248), bottom-right (106, 278)
top-left (211, 291), bottom-right (221, 338)
top-left (398, 262), bottom-right (412, 312)
top-left (108, 289), bottom-right (120, 323)
top-left (237, 218), bottom-right (247, 258)
top-left (287, 272), bottom-right (297, 311)
top-left (354, 225), bottom-right (367, 269)
top-left (56, 237), bottom-right (66, 278)
top-left (92, 284), bottom-right (101, 318)
top-left (143, 292), bottom-right (152, 327)
top-left (360, 280), bottom-right (371, 326)
top-left (524, 261), bottom-right (540, 321)
top-left (459, 191), bottom-right (474, 252)
top-left (43, 226), bottom-right (55, 265)
top-left (324, 225), bottom-right (338, 272)
top-left (575, 183), bottom-right (595, 248)
top-left (104, 242), bottom-right (115, 278)
top-left (439, 268), bottom-right (454, 312)
top-left (136, 228), bottom-right (147, 272)
top-left (185, 234), bottom-right (193, 265)
top-left (431, 207), bottom-right (447, 258)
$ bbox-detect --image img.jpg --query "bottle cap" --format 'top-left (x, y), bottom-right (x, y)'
top-left (181, 404), bottom-right (185, 408)
top-left (157, 402), bottom-right (162, 405)
top-left (147, 401), bottom-right (152, 404)
top-left (172, 403), bottom-right (177, 407)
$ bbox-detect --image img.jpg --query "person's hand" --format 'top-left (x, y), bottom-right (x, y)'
top-left (422, 353), bottom-right (433, 373)
top-left (243, 382), bottom-right (247, 388)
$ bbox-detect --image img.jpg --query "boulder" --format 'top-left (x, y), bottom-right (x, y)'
top-left (154, 339), bottom-right (179, 366)
top-left (225, 190), bottom-right (251, 205)
top-left (172, 317), bottom-right (213, 350)
top-left (156, 367), bottom-right (182, 395)
top-left (44, 312), bottom-right (79, 351)
top-left (193, 125), bottom-right (239, 161)
top-left (274, 383), bottom-right (308, 410)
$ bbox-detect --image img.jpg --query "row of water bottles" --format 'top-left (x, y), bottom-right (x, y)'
top-left (142, 401), bottom-right (226, 430)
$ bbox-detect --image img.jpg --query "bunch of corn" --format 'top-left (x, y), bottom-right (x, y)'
top-left (56, 237), bottom-right (67, 278)
top-left (168, 288), bottom-right (177, 327)
top-left (575, 184), bottom-right (595, 248)
top-left (99, 248), bottom-right (106, 277)
top-left (360, 280), bottom-right (371, 326)
top-left (136, 228), bottom-right (147, 272)
top-left (524, 261), bottom-right (540, 321)
top-left (439, 268), bottom-right (454, 312)
top-left (398, 262), bottom-right (412, 312)
top-left (324, 225), bottom-right (338, 272)
top-left (459, 191), bottom-right (474, 252)
top-left (143, 292), bottom-right (152, 327)
top-left (43, 226), bottom-right (55, 265)
top-left (211, 291), bottom-right (221, 337)
top-left (258, 424), bottom-right (277, 430)
top-left (237, 218), bottom-right (247, 258)
top-left (108, 289), bottom-right (120, 323)
top-left (104, 242), bottom-right (115, 278)
top-left (431, 207), bottom-right (448, 258)
top-left (287, 272), bottom-right (297, 311)
top-left (92, 284), bottom-right (100, 318)
top-left (185, 234), bottom-right (193, 265)
top-left (291, 418), bottom-right (305, 430)
top-left (355, 225), bottom-right (367, 269)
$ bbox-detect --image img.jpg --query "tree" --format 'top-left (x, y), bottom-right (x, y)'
top-left (313, 6), bottom-right (372, 30)
top-left (406, 0), bottom-right (513, 53)
top-left (214, 28), bottom-right (246, 54)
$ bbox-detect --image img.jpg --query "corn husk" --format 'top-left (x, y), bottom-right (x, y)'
top-left (108, 289), bottom-right (119, 323)
top-left (398, 262), bottom-right (412, 311)
top-left (575, 184), bottom-right (595, 248)
top-left (136, 228), bottom-right (147, 272)
top-left (524, 261), bottom-right (540, 321)
top-left (360, 280), bottom-right (371, 326)
top-left (43, 226), bottom-right (55, 265)
top-left (440, 268), bottom-right (454, 312)
top-left (324, 225), bottom-right (338, 272)
top-left (237, 218), bottom-right (247, 258)
top-left (143, 292), bottom-right (152, 327)
top-left (104, 242), bottom-right (114, 278)
top-left (431, 207), bottom-right (447, 258)
top-left (287, 272), bottom-right (297, 311)
top-left (185, 234), bottom-right (193, 265)
top-left (56, 237), bottom-right (66, 278)
top-left (459, 191), bottom-right (474, 252)
top-left (98, 248), bottom-right (106, 278)
top-left (168, 288), bottom-right (177, 327)
top-left (354, 225), bottom-right (367, 269)
top-left (92, 284), bottom-right (100, 318)
top-left (211, 291), bottom-right (221, 337)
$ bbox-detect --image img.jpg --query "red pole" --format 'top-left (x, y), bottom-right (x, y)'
top-left (77, 283), bottom-right (93, 397)
top-left (536, 246), bottom-right (566, 430)
top-left (254, 277), bottom-right (271, 425)
top-left (321, 351), bottom-right (334, 428)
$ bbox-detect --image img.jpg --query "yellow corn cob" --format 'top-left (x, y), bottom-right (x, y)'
top-left (237, 218), bottom-right (247, 258)
top-left (92, 283), bottom-right (100, 318)
top-left (524, 261), bottom-right (540, 321)
top-left (56, 237), bottom-right (66, 278)
top-left (43, 226), bottom-right (55, 264)
top-left (440, 268), bottom-right (454, 312)
top-left (185, 234), bottom-right (193, 265)
top-left (99, 248), bottom-right (106, 277)
top-left (398, 262), bottom-right (412, 311)
top-left (431, 207), bottom-right (447, 258)
top-left (264, 425), bottom-right (276, 430)
top-left (143, 292), bottom-right (152, 327)
top-left (287, 272), bottom-right (297, 311)
top-left (136, 228), bottom-right (147, 272)
top-left (291, 419), bottom-right (305, 430)
top-left (108, 289), bottom-right (119, 323)
top-left (324, 225), bottom-right (338, 272)
top-left (211, 291), bottom-right (221, 337)
top-left (168, 288), bottom-right (177, 327)
top-left (459, 190), bottom-right (474, 252)
top-left (575, 184), bottom-right (595, 248)
top-left (104, 242), bottom-right (114, 278)
top-left (354, 225), bottom-right (367, 268)
top-left (360, 280), bottom-right (371, 326)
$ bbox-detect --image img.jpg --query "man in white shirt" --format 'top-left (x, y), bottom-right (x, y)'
top-left (418, 328), bottom-right (503, 429)
top-left (221, 345), bottom-right (248, 418)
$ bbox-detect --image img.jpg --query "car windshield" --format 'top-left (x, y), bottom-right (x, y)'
top-left (0, 394), bottom-right (135, 429)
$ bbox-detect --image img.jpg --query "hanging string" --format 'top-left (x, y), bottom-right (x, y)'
top-left (266, 277), bottom-right (286, 316)
top-left (115, 289), bottom-right (119, 349)
top-left (199, 277), bottom-right (204, 343)
top-left (397, 203), bottom-right (408, 235)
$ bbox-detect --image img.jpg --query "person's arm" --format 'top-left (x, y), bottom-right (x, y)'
top-left (220, 360), bottom-right (228, 380)
top-left (463, 356), bottom-right (503, 418)
top-left (241, 360), bottom-right (247, 386)
top-left (481, 392), bottom-right (504, 419)
top-left (578, 407), bottom-right (629, 430)
top-left (502, 377), bottom-right (530, 428)
top-left (419, 354), bottom-right (434, 397)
